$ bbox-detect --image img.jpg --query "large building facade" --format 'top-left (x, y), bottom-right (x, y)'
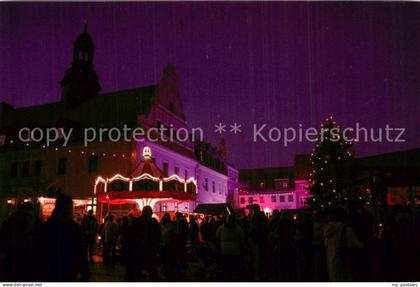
top-left (237, 155), bottom-right (312, 212)
top-left (236, 150), bottom-right (420, 214)
top-left (0, 25), bottom-right (237, 220)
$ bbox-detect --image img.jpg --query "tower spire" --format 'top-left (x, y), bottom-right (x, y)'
top-left (84, 19), bottom-right (88, 33)
top-left (60, 21), bottom-right (101, 108)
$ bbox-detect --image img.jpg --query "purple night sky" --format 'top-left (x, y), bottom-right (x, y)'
top-left (0, 2), bottom-right (419, 168)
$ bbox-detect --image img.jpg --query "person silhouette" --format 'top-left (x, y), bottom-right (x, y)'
top-left (81, 209), bottom-right (98, 263)
top-left (103, 214), bottom-right (119, 265)
top-left (216, 214), bottom-right (244, 281)
top-left (39, 194), bottom-right (89, 281)
top-left (324, 207), bottom-right (363, 281)
top-left (0, 201), bottom-right (42, 281)
top-left (249, 204), bottom-right (269, 280)
top-left (124, 206), bottom-right (161, 281)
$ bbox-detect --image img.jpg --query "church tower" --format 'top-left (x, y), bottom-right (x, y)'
top-left (60, 22), bottom-right (101, 108)
top-left (154, 64), bottom-right (186, 120)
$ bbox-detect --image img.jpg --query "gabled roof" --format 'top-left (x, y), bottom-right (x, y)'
top-left (239, 154), bottom-right (312, 192)
top-left (0, 85), bottom-right (156, 130)
top-left (240, 166), bottom-right (293, 181)
top-left (64, 85), bottom-right (155, 128)
top-left (240, 166), bottom-right (294, 190)
top-left (355, 148), bottom-right (420, 169)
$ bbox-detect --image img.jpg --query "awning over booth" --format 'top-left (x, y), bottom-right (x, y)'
top-left (94, 146), bottom-right (197, 206)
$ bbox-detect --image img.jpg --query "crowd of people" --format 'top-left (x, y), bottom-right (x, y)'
top-left (0, 193), bottom-right (418, 282)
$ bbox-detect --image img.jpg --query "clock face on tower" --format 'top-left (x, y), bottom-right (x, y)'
top-left (142, 146), bottom-right (152, 159)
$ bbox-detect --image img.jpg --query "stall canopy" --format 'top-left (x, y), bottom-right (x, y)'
top-left (194, 203), bottom-right (232, 216)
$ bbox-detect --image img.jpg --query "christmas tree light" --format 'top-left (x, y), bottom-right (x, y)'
top-left (308, 117), bottom-right (365, 212)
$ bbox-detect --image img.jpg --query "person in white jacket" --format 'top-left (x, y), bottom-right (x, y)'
top-left (324, 208), bottom-right (363, 281)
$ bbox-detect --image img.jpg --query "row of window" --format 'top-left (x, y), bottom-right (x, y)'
top-left (203, 178), bottom-right (224, 194)
top-left (296, 184), bottom-right (308, 191)
top-left (9, 155), bottom-right (99, 177)
top-left (159, 159), bottom-right (225, 195)
top-left (258, 179), bottom-right (290, 190)
top-left (240, 194), bottom-right (294, 204)
top-left (203, 178), bottom-right (211, 192)
top-left (10, 160), bottom-right (42, 177)
top-left (158, 158), bottom-right (225, 195)
top-left (161, 165), bottom-right (225, 196)
top-left (161, 162), bottom-right (188, 179)
top-left (155, 116), bottom-right (193, 146)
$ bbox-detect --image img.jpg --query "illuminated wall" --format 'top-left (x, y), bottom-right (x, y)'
top-left (237, 179), bottom-right (310, 211)
top-left (0, 140), bottom-right (135, 199)
top-left (136, 141), bottom-right (230, 210)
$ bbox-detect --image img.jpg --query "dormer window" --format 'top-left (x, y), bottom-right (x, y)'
top-left (275, 178), bottom-right (289, 190)
top-left (79, 51), bottom-right (88, 61)
top-left (163, 162), bottom-right (169, 176)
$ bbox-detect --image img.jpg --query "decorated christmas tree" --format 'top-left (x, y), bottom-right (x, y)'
top-left (308, 116), bottom-right (365, 212)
